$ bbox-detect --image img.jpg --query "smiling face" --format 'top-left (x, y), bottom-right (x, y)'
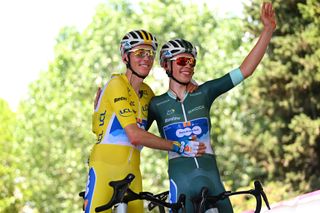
top-left (170, 53), bottom-right (195, 84)
top-left (123, 44), bottom-right (155, 77)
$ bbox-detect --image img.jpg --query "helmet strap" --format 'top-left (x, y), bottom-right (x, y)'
top-left (166, 61), bottom-right (189, 86)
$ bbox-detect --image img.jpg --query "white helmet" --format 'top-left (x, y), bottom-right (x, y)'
top-left (160, 39), bottom-right (197, 67)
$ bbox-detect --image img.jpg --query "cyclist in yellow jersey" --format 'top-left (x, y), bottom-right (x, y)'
top-left (83, 30), bottom-right (206, 213)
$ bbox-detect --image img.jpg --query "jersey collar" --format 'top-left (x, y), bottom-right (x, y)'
top-left (167, 89), bottom-right (188, 102)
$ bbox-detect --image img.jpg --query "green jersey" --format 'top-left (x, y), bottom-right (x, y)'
top-left (147, 68), bottom-right (244, 213)
top-left (147, 68), bottom-right (243, 159)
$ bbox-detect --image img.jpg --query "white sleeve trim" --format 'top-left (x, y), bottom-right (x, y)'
top-left (230, 68), bottom-right (244, 86)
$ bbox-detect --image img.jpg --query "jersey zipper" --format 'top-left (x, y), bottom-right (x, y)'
top-left (180, 100), bottom-right (200, 169)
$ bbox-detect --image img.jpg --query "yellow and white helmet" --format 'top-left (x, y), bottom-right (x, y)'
top-left (120, 30), bottom-right (158, 56)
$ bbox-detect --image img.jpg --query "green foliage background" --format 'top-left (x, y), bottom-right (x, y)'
top-left (0, 0), bottom-right (319, 212)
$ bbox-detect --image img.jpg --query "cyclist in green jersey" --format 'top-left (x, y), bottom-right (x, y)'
top-left (147, 3), bottom-right (276, 212)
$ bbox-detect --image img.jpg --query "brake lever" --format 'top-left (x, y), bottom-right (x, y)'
top-left (172, 194), bottom-right (186, 213)
top-left (95, 174), bottom-right (135, 212)
top-left (200, 187), bottom-right (209, 213)
top-left (254, 181), bottom-right (271, 210)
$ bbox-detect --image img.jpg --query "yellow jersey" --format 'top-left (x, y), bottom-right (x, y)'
top-left (92, 73), bottom-right (154, 150)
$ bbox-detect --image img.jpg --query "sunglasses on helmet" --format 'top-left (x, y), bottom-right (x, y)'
top-left (129, 48), bottom-right (155, 59)
top-left (170, 56), bottom-right (196, 67)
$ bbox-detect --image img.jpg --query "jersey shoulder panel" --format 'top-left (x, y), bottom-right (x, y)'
top-left (92, 74), bottom-right (130, 135)
top-left (104, 74), bottom-right (128, 95)
top-left (149, 92), bottom-right (173, 120)
top-left (149, 92), bottom-right (171, 111)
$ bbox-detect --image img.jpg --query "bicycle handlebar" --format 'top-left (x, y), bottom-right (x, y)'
top-left (93, 173), bottom-right (185, 213)
top-left (142, 190), bottom-right (185, 212)
top-left (191, 180), bottom-right (270, 213)
top-left (95, 173), bottom-right (134, 212)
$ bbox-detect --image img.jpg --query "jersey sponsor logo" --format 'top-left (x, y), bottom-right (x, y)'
top-left (114, 97), bottom-right (127, 103)
top-left (119, 108), bottom-right (133, 117)
top-left (165, 116), bottom-right (181, 123)
top-left (166, 109), bottom-right (175, 115)
top-left (156, 99), bottom-right (170, 106)
top-left (189, 91), bottom-right (202, 96)
top-left (142, 104), bottom-right (148, 112)
top-left (140, 89), bottom-right (148, 96)
top-left (188, 105), bottom-right (205, 114)
top-left (164, 118), bottom-right (211, 158)
top-left (176, 125), bottom-right (202, 137)
top-left (183, 121), bottom-right (191, 127)
top-left (142, 104), bottom-right (148, 116)
top-left (99, 110), bottom-right (106, 126)
top-left (164, 118), bottom-right (208, 137)
top-left (97, 130), bottom-right (104, 143)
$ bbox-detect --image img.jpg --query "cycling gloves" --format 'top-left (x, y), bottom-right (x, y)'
top-left (171, 140), bottom-right (200, 157)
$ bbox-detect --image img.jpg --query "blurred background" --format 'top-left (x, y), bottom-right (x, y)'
top-left (0, 0), bottom-right (319, 212)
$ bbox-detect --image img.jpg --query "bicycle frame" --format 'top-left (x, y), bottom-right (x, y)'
top-left (191, 180), bottom-right (271, 213)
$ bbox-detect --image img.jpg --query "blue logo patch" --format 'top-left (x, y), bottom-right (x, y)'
top-left (164, 50), bottom-right (173, 58)
top-left (124, 41), bottom-right (131, 49)
top-left (163, 118), bottom-right (209, 142)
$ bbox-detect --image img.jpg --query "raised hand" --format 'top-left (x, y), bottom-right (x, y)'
top-left (261, 2), bottom-right (277, 31)
top-left (239, 2), bottom-right (276, 78)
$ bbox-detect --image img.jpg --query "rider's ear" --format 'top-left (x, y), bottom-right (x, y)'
top-left (163, 61), bottom-right (168, 69)
top-left (122, 54), bottom-right (129, 64)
